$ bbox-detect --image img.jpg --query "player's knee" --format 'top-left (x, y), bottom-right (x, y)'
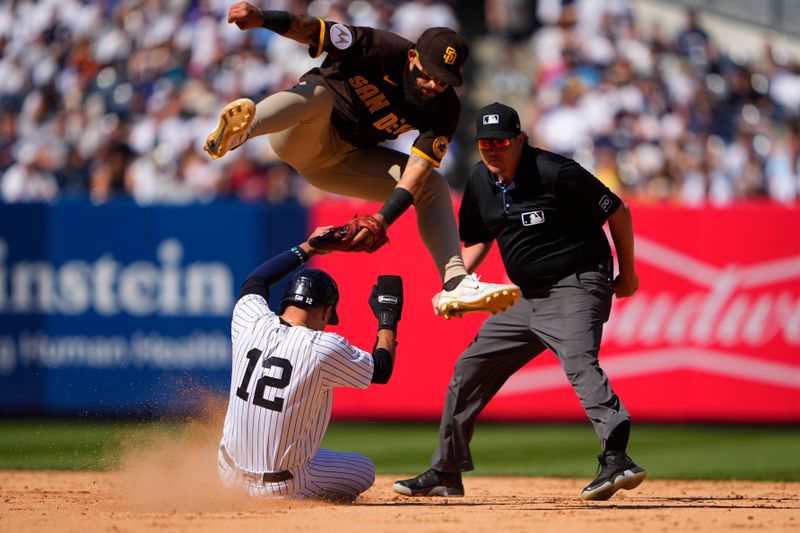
top-left (562, 353), bottom-right (601, 377)
top-left (363, 456), bottom-right (376, 481)
top-left (335, 460), bottom-right (374, 500)
top-left (267, 134), bottom-right (293, 162)
top-left (453, 352), bottom-right (486, 378)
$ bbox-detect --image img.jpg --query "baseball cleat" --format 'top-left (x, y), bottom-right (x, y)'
top-left (436, 274), bottom-right (520, 319)
top-left (581, 451), bottom-right (646, 501)
top-left (393, 469), bottom-right (464, 497)
top-left (204, 98), bottom-right (256, 160)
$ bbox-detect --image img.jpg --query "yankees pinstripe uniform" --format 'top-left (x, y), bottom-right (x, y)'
top-left (218, 241), bottom-right (400, 502)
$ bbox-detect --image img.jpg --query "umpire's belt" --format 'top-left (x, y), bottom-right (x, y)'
top-left (220, 446), bottom-right (293, 483)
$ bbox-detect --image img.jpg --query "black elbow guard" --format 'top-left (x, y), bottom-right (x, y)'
top-left (371, 348), bottom-right (394, 384)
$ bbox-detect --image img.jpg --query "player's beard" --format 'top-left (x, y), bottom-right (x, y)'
top-left (403, 73), bottom-right (439, 112)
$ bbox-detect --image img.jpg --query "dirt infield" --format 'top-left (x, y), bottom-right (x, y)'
top-left (3, 420), bottom-right (797, 532)
top-left (2, 471), bottom-right (798, 533)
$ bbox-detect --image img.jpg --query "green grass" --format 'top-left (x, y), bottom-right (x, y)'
top-left (1, 420), bottom-right (799, 481)
top-left (324, 423), bottom-right (800, 481)
top-left (0, 420), bottom-right (184, 471)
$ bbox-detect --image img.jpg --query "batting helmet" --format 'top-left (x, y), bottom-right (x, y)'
top-left (280, 269), bottom-right (340, 325)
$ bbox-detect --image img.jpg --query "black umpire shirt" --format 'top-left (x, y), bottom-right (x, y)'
top-left (458, 145), bottom-right (622, 295)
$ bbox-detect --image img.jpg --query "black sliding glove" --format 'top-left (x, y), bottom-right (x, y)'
top-left (369, 275), bottom-right (403, 331)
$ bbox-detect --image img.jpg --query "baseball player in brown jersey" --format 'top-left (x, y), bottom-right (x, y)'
top-left (204, 2), bottom-right (520, 318)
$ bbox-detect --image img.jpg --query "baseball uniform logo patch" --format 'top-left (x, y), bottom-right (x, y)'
top-left (599, 195), bottom-right (612, 212)
top-left (521, 211), bottom-right (545, 226)
top-left (331, 24), bottom-right (353, 50)
top-left (483, 114), bottom-right (500, 125)
top-left (432, 136), bottom-right (449, 159)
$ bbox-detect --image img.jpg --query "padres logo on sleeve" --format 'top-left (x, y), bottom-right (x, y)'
top-left (433, 136), bottom-right (449, 159)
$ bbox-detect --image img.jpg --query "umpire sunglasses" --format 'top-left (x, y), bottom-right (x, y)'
top-left (476, 138), bottom-right (512, 149)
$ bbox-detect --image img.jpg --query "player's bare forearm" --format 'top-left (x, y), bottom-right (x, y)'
top-left (227, 2), bottom-right (319, 45)
top-left (376, 329), bottom-right (396, 362)
top-left (283, 14), bottom-right (322, 44)
top-left (607, 202), bottom-right (639, 298)
top-left (462, 241), bottom-right (492, 274)
top-left (370, 154), bottom-right (432, 231)
top-left (396, 153), bottom-right (435, 200)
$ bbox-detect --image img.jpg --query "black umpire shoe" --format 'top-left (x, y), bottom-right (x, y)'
top-left (393, 469), bottom-right (465, 497)
top-left (581, 450), bottom-right (647, 501)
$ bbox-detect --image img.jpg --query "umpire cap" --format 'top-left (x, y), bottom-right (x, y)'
top-left (280, 269), bottom-right (340, 325)
top-left (474, 102), bottom-right (521, 141)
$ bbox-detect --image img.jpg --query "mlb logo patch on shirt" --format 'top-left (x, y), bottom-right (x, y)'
top-left (482, 114), bottom-right (500, 125)
top-left (521, 211), bottom-right (545, 226)
top-left (599, 195), bottom-right (613, 212)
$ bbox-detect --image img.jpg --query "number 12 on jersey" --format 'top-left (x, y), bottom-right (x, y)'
top-left (235, 348), bottom-right (293, 412)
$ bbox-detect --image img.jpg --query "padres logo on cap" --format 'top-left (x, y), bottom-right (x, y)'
top-left (433, 136), bottom-right (449, 159)
top-left (443, 46), bottom-right (457, 65)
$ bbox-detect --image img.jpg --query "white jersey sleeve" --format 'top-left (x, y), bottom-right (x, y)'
top-left (231, 293), bottom-right (274, 346)
top-left (314, 332), bottom-right (374, 389)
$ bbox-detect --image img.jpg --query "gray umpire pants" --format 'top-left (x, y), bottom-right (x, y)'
top-left (429, 267), bottom-right (630, 473)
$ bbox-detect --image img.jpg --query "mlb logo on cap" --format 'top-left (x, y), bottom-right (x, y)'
top-left (474, 102), bottom-right (522, 141)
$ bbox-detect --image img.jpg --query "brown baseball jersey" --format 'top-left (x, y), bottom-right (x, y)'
top-left (299, 21), bottom-right (461, 168)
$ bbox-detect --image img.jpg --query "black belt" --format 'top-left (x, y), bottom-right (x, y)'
top-left (220, 446), bottom-right (294, 483)
top-left (578, 257), bottom-right (613, 276)
top-left (522, 259), bottom-right (614, 298)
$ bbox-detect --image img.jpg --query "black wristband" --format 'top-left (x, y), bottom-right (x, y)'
top-left (377, 310), bottom-right (399, 332)
top-left (261, 10), bottom-right (292, 34)
top-left (377, 187), bottom-right (414, 225)
top-left (290, 246), bottom-right (309, 264)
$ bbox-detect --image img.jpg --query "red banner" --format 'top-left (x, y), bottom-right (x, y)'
top-left (310, 200), bottom-right (800, 422)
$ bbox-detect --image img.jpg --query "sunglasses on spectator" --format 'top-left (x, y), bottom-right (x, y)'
top-left (477, 138), bottom-right (512, 149)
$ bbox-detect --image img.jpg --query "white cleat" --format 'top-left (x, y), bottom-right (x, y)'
top-left (436, 274), bottom-right (521, 319)
top-left (204, 98), bottom-right (255, 160)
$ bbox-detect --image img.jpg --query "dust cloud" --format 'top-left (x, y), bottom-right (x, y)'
top-left (113, 396), bottom-right (290, 513)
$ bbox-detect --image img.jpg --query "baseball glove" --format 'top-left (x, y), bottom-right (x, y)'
top-left (309, 214), bottom-right (389, 253)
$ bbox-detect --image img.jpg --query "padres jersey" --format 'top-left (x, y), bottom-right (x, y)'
top-left (300, 21), bottom-right (460, 167)
top-left (220, 293), bottom-right (374, 474)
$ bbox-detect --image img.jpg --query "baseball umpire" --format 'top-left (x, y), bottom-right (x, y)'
top-left (204, 2), bottom-right (519, 319)
top-left (218, 226), bottom-right (403, 502)
top-left (393, 102), bottom-right (646, 501)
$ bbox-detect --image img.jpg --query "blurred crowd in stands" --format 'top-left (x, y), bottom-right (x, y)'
top-left (1, 0), bottom-right (799, 206)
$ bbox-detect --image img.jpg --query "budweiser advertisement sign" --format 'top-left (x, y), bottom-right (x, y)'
top-left (311, 200), bottom-right (800, 422)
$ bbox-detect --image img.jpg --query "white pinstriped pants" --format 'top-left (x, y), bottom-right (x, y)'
top-left (217, 447), bottom-right (375, 502)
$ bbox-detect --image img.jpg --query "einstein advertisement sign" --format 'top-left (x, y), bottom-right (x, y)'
top-left (0, 201), bottom-right (305, 415)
